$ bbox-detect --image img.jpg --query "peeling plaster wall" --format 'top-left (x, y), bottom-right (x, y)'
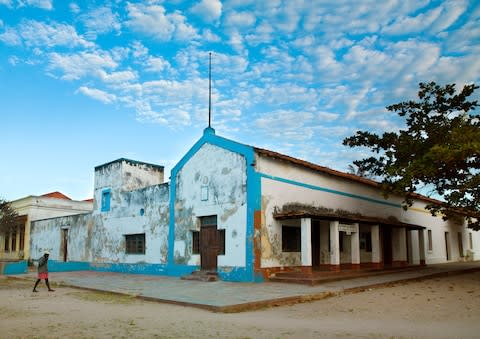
top-left (8, 196), bottom-right (92, 260)
top-left (174, 143), bottom-right (247, 268)
top-left (256, 154), bottom-right (480, 268)
top-left (31, 183), bottom-right (170, 265)
top-left (30, 214), bottom-right (90, 261)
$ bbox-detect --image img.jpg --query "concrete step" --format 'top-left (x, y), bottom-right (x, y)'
top-left (181, 270), bottom-right (219, 282)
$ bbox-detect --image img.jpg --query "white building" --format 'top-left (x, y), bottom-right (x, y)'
top-left (1, 192), bottom-right (92, 261)
top-left (29, 128), bottom-right (479, 282)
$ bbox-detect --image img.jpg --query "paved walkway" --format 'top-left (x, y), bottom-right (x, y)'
top-left (8, 261), bottom-right (480, 313)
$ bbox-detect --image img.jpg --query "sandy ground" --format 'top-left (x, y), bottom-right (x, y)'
top-left (1, 272), bottom-right (480, 339)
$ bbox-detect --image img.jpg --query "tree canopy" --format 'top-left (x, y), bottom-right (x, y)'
top-left (343, 82), bottom-right (480, 229)
top-left (0, 198), bottom-right (19, 234)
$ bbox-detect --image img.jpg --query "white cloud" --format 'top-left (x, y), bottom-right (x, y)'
top-left (225, 11), bottom-right (256, 27)
top-left (8, 55), bottom-right (19, 65)
top-left (254, 109), bottom-right (315, 141)
top-left (48, 51), bottom-right (117, 80)
top-left (126, 3), bottom-right (198, 41)
top-left (317, 111), bottom-right (340, 122)
top-left (201, 28), bottom-right (221, 42)
top-left (77, 86), bottom-right (116, 104)
top-left (0, 20), bottom-right (94, 48)
top-left (126, 3), bottom-right (175, 40)
top-left (18, 0), bottom-right (52, 10)
top-left (430, 0), bottom-right (467, 33)
top-left (80, 6), bottom-right (121, 39)
top-left (169, 11), bottom-right (199, 40)
top-left (382, 6), bottom-right (443, 35)
top-left (69, 3), bottom-right (80, 14)
top-left (145, 56), bottom-right (172, 73)
top-left (190, 0), bottom-right (222, 23)
top-left (0, 0), bottom-right (13, 7)
top-left (245, 21), bottom-right (274, 45)
top-left (97, 70), bottom-right (137, 83)
top-left (0, 27), bottom-right (22, 45)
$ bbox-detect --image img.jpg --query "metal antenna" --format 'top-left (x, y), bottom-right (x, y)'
top-left (208, 52), bottom-right (212, 128)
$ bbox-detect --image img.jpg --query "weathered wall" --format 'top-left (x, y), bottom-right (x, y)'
top-left (174, 143), bottom-right (247, 268)
top-left (31, 183), bottom-right (170, 265)
top-left (4, 196), bottom-right (92, 260)
top-left (256, 153), bottom-right (480, 268)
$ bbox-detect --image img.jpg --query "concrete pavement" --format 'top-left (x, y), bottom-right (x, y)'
top-left (8, 261), bottom-right (480, 313)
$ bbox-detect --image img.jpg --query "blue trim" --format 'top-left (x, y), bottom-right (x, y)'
top-left (2, 260), bottom-right (28, 275)
top-left (168, 129), bottom-right (259, 281)
top-left (101, 189), bottom-right (111, 212)
top-left (49, 260), bottom-right (90, 272)
top-left (259, 173), bottom-right (402, 208)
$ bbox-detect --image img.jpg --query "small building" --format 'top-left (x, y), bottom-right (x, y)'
top-left (29, 128), bottom-right (479, 282)
top-left (1, 192), bottom-right (93, 261)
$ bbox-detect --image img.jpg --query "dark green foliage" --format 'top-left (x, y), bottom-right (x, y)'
top-left (0, 198), bottom-right (19, 234)
top-left (343, 82), bottom-right (480, 229)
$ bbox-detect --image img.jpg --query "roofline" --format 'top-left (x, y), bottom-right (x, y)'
top-left (254, 147), bottom-right (444, 206)
top-left (95, 158), bottom-right (164, 171)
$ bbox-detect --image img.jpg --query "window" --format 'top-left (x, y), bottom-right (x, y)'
top-left (218, 229), bottom-right (225, 255)
top-left (200, 215), bottom-right (217, 227)
top-left (427, 229), bottom-right (433, 251)
top-left (192, 231), bottom-right (200, 254)
top-left (125, 233), bottom-right (145, 254)
top-left (282, 225), bottom-right (301, 252)
top-left (360, 232), bottom-right (372, 252)
top-left (101, 189), bottom-right (111, 212)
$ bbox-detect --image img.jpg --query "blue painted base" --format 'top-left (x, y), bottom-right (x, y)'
top-left (38, 261), bottom-right (263, 282)
top-left (2, 260), bottom-right (28, 275)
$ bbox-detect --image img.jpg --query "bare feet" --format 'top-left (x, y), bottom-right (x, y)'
top-left (33, 290), bottom-right (38, 292)
top-left (48, 289), bottom-right (55, 292)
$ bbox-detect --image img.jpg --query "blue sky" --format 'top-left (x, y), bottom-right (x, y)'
top-left (1, 0), bottom-right (479, 201)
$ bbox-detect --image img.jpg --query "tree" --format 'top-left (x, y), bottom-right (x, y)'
top-left (343, 82), bottom-right (480, 229)
top-left (0, 198), bottom-right (19, 234)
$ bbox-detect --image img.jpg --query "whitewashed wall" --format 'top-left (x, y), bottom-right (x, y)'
top-left (256, 154), bottom-right (480, 268)
top-left (174, 143), bottom-right (247, 267)
top-left (31, 184), bottom-right (170, 264)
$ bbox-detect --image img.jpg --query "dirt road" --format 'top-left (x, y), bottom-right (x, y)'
top-left (1, 271), bottom-right (480, 338)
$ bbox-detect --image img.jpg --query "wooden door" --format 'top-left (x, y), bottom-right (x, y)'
top-left (200, 225), bottom-right (218, 271)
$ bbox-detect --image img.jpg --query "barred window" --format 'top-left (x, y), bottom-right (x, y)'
top-left (125, 233), bottom-right (145, 254)
top-left (282, 225), bottom-right (301, 252)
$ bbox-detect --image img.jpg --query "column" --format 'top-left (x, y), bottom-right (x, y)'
top-left (301, 218), bottom-right (312, 269)
top-left (407, 230), bottom-right (414, 264)
top-left (330, 220), bottom-right (340, 271)
top-left (393, 227), bottom-right (407, 267)
top-left (371, 225), bottom-right (381, 268)
top-left (418, 229), bottom-right (426, 266)
top-left (351, 223), bottom-right (360, 269)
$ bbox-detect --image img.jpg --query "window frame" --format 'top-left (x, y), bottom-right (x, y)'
top-left (282, 225), bottom-right (301, 252)
top-left (125, 233), bottom-right (146, 255)
top-left (101, 189), bottom-right (111, 212)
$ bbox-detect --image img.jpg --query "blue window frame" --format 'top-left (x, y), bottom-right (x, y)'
top-left (101, 189), bottom-right (111, 212)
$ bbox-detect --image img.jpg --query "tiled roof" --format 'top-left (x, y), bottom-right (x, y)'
top-left (41, 191), bottom-right (72, 200)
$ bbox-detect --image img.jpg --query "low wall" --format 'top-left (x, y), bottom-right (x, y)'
top-left (1, 260), bottom-right (28, 275)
